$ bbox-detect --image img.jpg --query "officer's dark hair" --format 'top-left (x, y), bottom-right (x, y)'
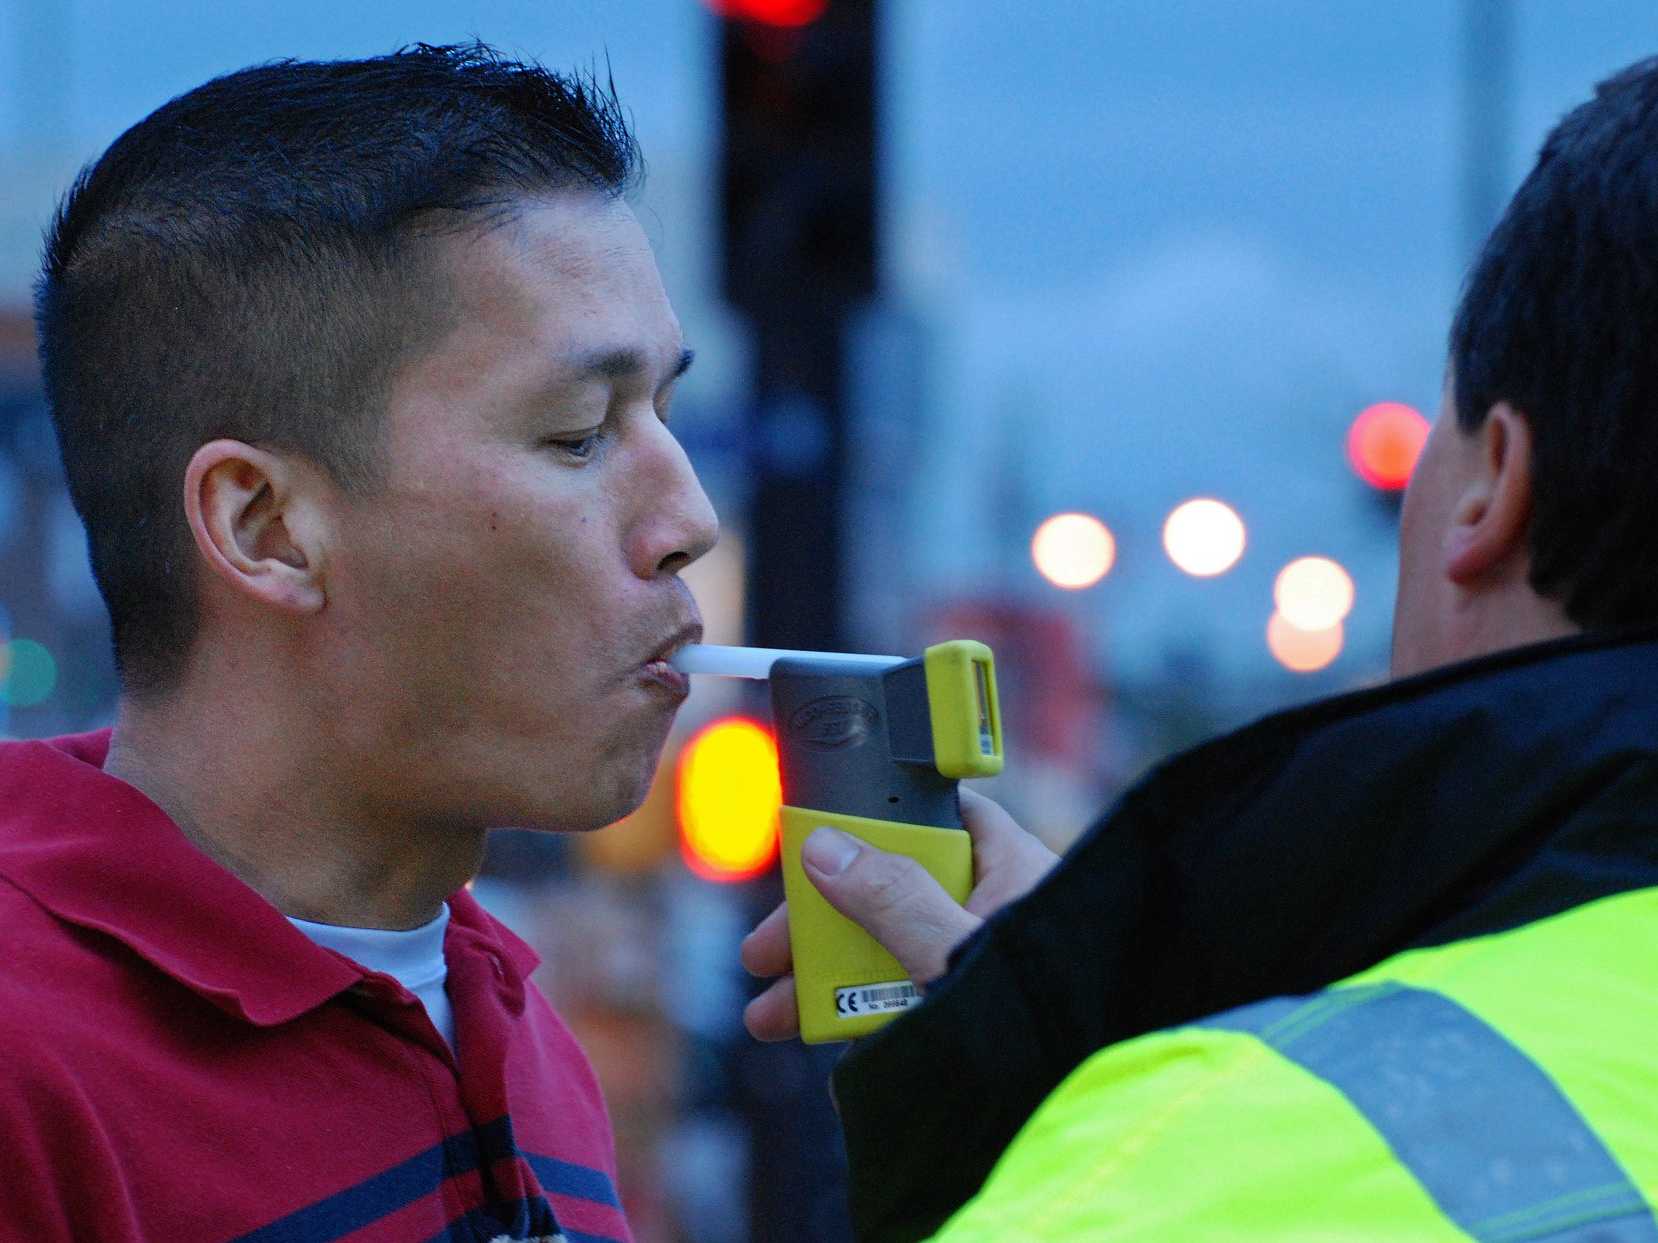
top-left (34, 43), bottom-right (639, 700)
top-left (1450, 55), bottom-right (1658, 629)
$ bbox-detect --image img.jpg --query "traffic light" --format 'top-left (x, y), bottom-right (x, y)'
top-left (719, 0), bottom-right (876, 654)
top-left (675, 716), bottom-right (782, 883)
top-left (1348, 402), bottom-right (1429, 492)
top-left (703, 0), bottom-right (827, 26)
top-left (719, 1), bottom-right (874, 315)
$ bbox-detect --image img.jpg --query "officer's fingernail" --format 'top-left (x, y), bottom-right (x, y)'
top-left (803, 827), bottom-right (860, 875)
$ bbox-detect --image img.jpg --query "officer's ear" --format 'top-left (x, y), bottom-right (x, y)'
top-left (1443, 403), bottom-right (1533, 586)
top-left (183, 439), bottom-right (329, 616)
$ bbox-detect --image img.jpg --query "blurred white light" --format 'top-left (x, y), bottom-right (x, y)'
top-left (1274, 556), bottom-right (1355, 630)
top-left (1162, 498), bottom-right (1246, 577)
top-left (1267, 612), bottom-right (1344, 673)
top-left (1032, 513), bottom-right (1115, 590)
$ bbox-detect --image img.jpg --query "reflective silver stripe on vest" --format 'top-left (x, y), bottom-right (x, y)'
top-left (1195, 982), bottom-right (1658, 1241)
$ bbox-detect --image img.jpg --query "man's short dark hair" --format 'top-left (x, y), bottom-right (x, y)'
top-left (34, 43), bottom-right (640, 699)
top-left (1450, 56), bottom-right (1658, 629)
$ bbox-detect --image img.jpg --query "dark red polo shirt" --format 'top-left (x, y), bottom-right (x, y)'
top-left (0, 730), bottom-right (632, 1243)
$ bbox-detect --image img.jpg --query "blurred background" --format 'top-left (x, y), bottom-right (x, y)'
top-left (3, 1), bottom-right (1656, 1239)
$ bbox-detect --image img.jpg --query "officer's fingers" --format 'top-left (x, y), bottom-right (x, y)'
top-left (740, 901), bottom-right (793, 979)
top-left (959, 787), bottom-right (1059, 920)
top-left (958, 786), bottom-right (1028, 851)
top-left (801, 827), bottom-right (981, 984)
top-left (743, 975), bottom-right (800, 1042)
top-left (960, 787), bottom-right (1051, 872)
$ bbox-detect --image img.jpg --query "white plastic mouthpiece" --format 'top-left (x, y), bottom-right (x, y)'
top-left (670, 644), bottom-right (905, 680)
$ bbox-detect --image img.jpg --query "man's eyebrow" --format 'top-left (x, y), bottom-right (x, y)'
top-left (568, 346), bottom-right (696, 385)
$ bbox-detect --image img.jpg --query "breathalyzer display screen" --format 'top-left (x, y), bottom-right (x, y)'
top-left (974, 659), bottom-right (995, 756)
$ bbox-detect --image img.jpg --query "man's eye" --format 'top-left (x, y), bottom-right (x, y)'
top-left (547, 431), bottom-right (603, 460)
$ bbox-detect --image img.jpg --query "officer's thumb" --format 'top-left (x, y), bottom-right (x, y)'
top-left (800, 827), bottom-right (981, 986)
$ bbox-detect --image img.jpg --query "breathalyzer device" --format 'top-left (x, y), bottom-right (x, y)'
top-left (672, 640), bottom-right (1004, 1043)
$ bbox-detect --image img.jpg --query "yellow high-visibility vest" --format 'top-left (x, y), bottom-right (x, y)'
top-left (932, 886), bottom-right (1658, 1240)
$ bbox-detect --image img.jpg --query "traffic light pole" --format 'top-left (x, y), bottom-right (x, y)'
top-left (718, 5), bottom-right (879, 1239)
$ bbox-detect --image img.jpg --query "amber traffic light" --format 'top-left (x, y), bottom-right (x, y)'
top-left (676, 716), bottom-right (782, 883)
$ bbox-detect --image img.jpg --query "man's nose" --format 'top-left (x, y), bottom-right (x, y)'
top-left (632, 419), bottom-right (719, 578)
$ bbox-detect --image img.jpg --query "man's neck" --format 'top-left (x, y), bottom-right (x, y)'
top-left (104, 697), bottom-right (484, 931)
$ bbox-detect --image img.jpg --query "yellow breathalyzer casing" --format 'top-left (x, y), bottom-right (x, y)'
top-left (773, 640), bottom-right (1004, 1044)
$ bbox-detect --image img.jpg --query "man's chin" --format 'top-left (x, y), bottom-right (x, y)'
top-left (510, 778), bottom-right (656, 835)
top-left (481, 735), bottom-right (667, 833)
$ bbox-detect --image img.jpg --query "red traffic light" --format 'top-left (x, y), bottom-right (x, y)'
top-left (703, 0), bottom-right (827, 27)
top-left (1347, 402), bottom-right (1430, 491)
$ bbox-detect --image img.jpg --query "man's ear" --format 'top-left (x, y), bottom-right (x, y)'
top-left (183, 439), bottom-right (329, 615)
top-left (1444, 402), bottom-right (1533, 586)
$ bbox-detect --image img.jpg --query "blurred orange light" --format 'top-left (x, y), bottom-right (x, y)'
top-left (1032, 512), bottom-right (1116, 590)
top-left (1348, 401), bottom-right (1430, 490)
top-left (676, 716), bottom-right (782, 883)
top-left (702, 0), bottom-right (827, 26)
top-left (1274, 556), bottom-right (1355, 631)
top-left (1267, 612), bottom-right (1344, 673)
top-left (1163, 498), bottom-right (1246, 577)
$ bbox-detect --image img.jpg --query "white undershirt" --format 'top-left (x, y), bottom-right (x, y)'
top-left (287, 903), bottom-right (456, 1050)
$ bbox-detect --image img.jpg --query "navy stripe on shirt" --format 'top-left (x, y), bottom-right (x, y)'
top-left (230, 1116), bottom-right (621, 1243)
top-left (526, 1153), bottom-right (623, 1209)
top-left (231, 1133), bottom-right (468, 1243)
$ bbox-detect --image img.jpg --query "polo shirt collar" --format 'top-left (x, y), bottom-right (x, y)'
top-left (0, 729), bottom-right (364, 1025)
top-left (448, 884), bottom-right (542, 985)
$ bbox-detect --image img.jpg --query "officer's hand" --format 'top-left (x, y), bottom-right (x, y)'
top-left (740, 788), bottom-right (1058, 1042)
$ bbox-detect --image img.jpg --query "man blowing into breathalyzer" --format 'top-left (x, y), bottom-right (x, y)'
top-left (743, 53), bottom-right (1658, 1243)
top-left (0, 44), bottom-right (715, 1242)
